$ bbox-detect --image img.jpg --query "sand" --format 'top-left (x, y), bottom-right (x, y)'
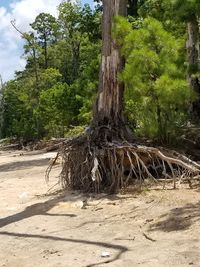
top-left (0, 150), bottom-right (199, 267)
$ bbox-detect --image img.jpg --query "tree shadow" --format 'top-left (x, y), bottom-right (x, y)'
top-left (0, 191), bottom-right (137, 229)
top-left (148, 201), bottom-right (200, 232)
top-left (0, 191), bottom-right (129, 266)
top-left (0, 196), bottom-right (77, 228)
top-left (77, 210), bottom-right (137, 229)
top-left (195, 186), bottom-right (200, 192)
top-left (0, 231), bottom-right (128, 267)
top-left (0, 158), bottom-right (49, 172)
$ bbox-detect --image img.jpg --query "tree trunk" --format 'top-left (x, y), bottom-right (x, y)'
top-left (32, 47), bottom-right (39, 86)
top-left (187, 17), bottom-right (200, 118)
top-left (93, 0), bottom-right (131, 140)
top-left (44, 34), bottom-right (48, 69)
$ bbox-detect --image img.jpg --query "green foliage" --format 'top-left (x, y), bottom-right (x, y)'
top-left (115, 17), bottom-right (193, 142)
top-left (38, 68), bottom-right (62, 89)
top-left (170, 0), bottom-right (200, 21)
top-left (138, 0), bottom-right (186, 36)
top-left (1, 2), bottom-right (100, 141)
top-left (65, 125), bottom-right (85, 137)
top-left (31, 12), bottom-right (59, 44)
top-left (2, 80), bottom-right (37, 140)
top-left (36, 82), bottom-right (80, 137)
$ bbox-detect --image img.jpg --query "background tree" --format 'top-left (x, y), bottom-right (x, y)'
top-left (171, 0), bottom-right (200, 119)
top-left (31, 13), bottom-right (59, 69)
top-left (11, 21), bottom-right (40, 87)
top-left (138, 0), bottom-right (200, 119)
top-left (58, 2), bottom-right (82, 82)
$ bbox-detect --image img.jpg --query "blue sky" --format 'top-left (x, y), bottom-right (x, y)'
top-left (82, 0), bottom-right (93, 6)
top-left (0, 0), bottom-right (11, 8)
top-left (0, 0), bottom-right (94, 82)
top-left (0, 0), bottom-right (93, 8)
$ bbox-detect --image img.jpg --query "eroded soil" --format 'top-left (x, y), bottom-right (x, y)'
top-left (0, 150), bottom-right (199, 267)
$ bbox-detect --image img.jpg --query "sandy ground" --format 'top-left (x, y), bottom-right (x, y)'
top-left (0, 150), bottom-right (199, 267)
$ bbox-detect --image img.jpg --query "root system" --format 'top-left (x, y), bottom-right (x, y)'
top-left (46, 132), bottom-right (200, 193)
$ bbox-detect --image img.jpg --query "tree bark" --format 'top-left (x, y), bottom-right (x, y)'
top-left (32, 47), bottom-right (39, 86)
top-left (93, 0), bottom-right (130, 140)
top-left (44, 34), bottom-right (48, 69)
top-left (187, 17), bottom-right (200, 118)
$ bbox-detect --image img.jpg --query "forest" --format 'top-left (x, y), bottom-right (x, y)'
top-left (1, 0), bottom-right (200, 144)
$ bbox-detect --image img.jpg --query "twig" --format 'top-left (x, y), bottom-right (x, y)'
top-left (143, 232), bottom-right (156, 242)
top-left (114, 237), bottom-right (135, 241)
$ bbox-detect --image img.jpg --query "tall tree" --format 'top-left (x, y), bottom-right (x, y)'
top-left (93, 0), bottom-right (131, 140)
top-left (58, 2), bottom-right (82, 82)
top-left (57, 0), bottom-right (134, 193)
top-left (31, 13), bottom-right (58, 69)
top-left (11, 20), bottom-right (40, 87)
top-left (56, 0), bottom-right (200, 193)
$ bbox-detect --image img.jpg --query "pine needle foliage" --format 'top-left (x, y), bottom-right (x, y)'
top-left (114, 17), bottom-right (195, 143)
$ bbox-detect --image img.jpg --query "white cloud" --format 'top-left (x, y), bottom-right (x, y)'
top-left (0, 0), bottom-right (66, 82)
top-left (10, 0), bottom-right (62, 32)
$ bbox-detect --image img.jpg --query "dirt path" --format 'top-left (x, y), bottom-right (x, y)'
top-left (0, 150), bottom-right (199, 267)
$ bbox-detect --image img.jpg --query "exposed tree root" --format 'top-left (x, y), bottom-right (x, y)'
top-left (46, 133), bottom-right (200, 193)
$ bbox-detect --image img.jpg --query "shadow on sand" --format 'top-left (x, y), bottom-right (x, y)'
top-left (148, 201), bottom-right (200, 232)
top-left (0, 195), bottom-right (77, 228)
top-left (0, 231), bottom-right (128, 267)
top-left (0, 193), bottom-right (128, 267)
top-left (0, 158), bottom-right (49, 172)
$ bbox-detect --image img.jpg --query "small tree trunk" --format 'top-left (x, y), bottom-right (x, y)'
top-left (93, 0), bottom-right (131, 141)
top-left (187, 17), bottom-right (200, 118)
top-left (44, 34), bottom-right (48, 69)
top-left (32, 47), bottom-right (39, 86)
